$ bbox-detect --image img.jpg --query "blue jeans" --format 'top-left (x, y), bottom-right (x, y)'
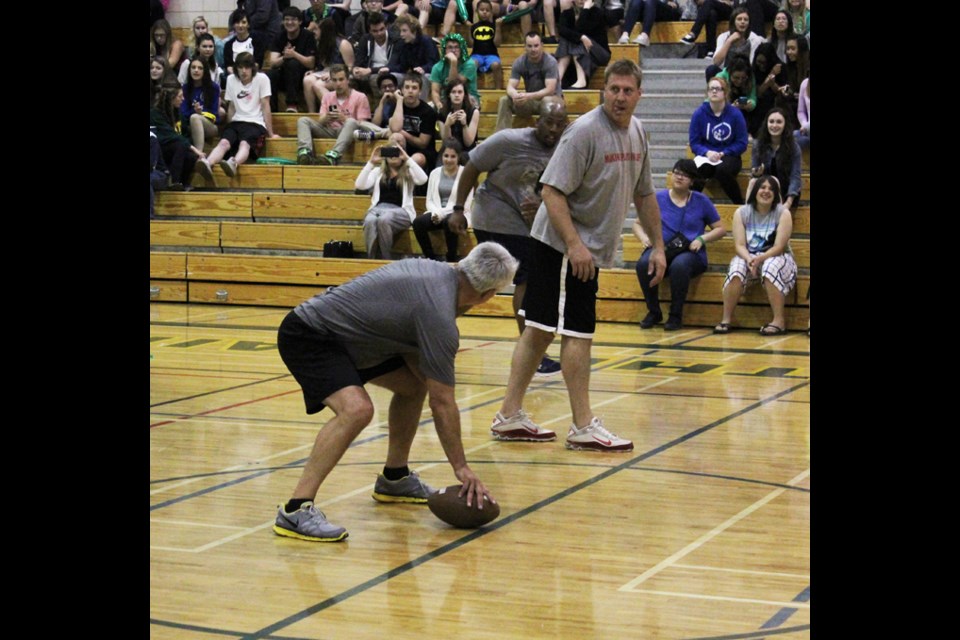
top-left (636, 248), bottom-right (706, 320)
top-left (623, 0), bottom-right (683, 36)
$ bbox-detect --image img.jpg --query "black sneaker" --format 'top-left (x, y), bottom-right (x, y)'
top-left (535, 356), bottom-right (562, 377)
top-left (639, 311), bottom-right (663, 329)
top-left (664, 316), bottom-right (683, 331)
top-left (680, 33), bottom-right (696, 44)
top-left (542, 36), bottom-right (558, 45)
top-left (297, 151), bottom-right (316, 165)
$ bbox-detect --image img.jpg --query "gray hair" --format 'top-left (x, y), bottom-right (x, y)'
top-left (457, 242), bottom-right (518, 293)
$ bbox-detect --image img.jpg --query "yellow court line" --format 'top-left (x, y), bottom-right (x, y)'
top-left (619, 469), bottom-right (810, 592)
top-left (630, 589), bottom-right (810, 608)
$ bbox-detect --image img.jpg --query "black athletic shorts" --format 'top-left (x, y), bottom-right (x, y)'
top-left (277, 310), bottom-right (405, 414)
top-left (520, 239), bottom-right (599, 337)
top-left (473, 228), bottom-right (532, 285)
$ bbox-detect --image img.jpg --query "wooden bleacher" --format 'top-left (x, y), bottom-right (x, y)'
top-left (155, 21), bottom-right (808, 331)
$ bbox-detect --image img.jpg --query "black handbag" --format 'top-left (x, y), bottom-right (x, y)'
top-left (664, 233), bottom-right (690, 262)
top-left (323, 240), bottom-right (354, 258)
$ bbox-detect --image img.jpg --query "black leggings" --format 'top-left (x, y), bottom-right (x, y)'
top-left (690, 0), bottom-right (734, 51)
top-left (160, 139), bottom-right (197, 186)
top-left (412, 213), bottom-right (460, 261)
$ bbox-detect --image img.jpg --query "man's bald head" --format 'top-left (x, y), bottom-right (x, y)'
top-left (535, 97), bottom-right (569, 148)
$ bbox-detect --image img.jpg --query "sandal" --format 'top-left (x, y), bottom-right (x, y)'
top-left (713, 322), bottom-right (732, 334)
top-left (760, 323), bottom-right (785, 335)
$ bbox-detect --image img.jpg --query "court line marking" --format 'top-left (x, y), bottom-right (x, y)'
top-left (150, 518), bottom-right (247, 530)
top-left (761, 585), bottom-right (810, 630)
top-left (683, 625), bottom-right (811, 640)
top-left (629, 590), bottom-right (810, 609)
top-left (150, 386), bottom-right (671, 553)
top-left (150, 374), bottom-right (293, 411)
top-left (227, 381), bottom-right (809, 639)
top-left (673, 564), bottom-right (809, 579)
top-left (618, 468), bottom-right (810, 592)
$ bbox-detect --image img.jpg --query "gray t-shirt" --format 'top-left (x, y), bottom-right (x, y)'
top-left (531, 106), bottom-right (654, 268)
top-left (510, 53), bottom-right (563, 99)
top-left (468, 128), bottom-right (556, 237)
top-left (293, 260), bottom-right (460, 385)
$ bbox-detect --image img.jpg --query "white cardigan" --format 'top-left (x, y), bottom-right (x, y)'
top-left (355, 158), bottom-right (429, 221)
top-left (425, 165), bottom-right (474, 225)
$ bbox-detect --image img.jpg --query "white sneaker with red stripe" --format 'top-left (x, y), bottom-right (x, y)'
top-left (565, 417), bottom-right (633, 452)
top-left (490, 410), bottom-right (556, 442)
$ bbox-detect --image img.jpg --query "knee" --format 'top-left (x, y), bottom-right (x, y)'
top-left (338, 396), bottom-right (376, 432)
top-left (189, 113), bottom-right (204, 126)
top-left (491, 61), bottom-right (501, 72)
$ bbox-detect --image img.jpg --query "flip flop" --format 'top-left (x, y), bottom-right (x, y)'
top-left (760, 324), bottom-right (785, 335)
top-left (713, 323), bottom-right (732, 334)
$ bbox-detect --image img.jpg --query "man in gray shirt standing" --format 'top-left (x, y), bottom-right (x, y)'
top-left (273, 242), bottom-right (517, 542)
top-left (449, 97), bottom-right (568, 379)
top-left (494, 31), bottom-right (563, 133)
top-left (490, 59), bottom-right (668, 452)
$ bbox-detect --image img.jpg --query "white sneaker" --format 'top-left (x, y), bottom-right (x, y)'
top-left (634, 32), bottom-right (650, 47)
top-left (565, 417), bottom-right (634, 452)
top-left (618, 32), bottom-right (630, 45)
top-left (490, 410), bottom-right (557, 442)
top-left (196, 158), bottom-right (214, 183)
top-left (219, 158), bottom-right (238, 178)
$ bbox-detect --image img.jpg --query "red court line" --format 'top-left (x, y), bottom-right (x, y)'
top-left (150, 388), bottom-right (301, 429)
top-left (458, 341), bottom-right (495, 353)
top-left (151, 371), bottom-right (267, 381)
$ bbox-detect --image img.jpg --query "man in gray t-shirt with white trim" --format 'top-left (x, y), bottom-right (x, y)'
top-left (272, 243), bottom-right (518, 542)
top-left (490, 59), bottom-right (668, 453)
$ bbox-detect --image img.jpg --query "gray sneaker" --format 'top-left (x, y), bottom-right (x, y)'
top-left (371, 470), bottom-right (437, 504)
top-left (196, 158), bottom-right (214, 183)
top-left (219, 157), bottom-right (238, 177)
top-left (273, 502), bottom-right (348, 542)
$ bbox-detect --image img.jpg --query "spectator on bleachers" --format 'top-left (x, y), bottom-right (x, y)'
top-left (352, 1), bottom-right (401, 44)
top-left (705, 6), bottom-right (764, 79)
top-left (356, 140), bottom-right (430, 258)
top-left (303, 17), bottom-right (356, 112)
top-left (196, 52), bottom-right (279, 184)
top-left (775, 33), bottom-right (807, 129)
top-left (714, 174), bottom-right (796, 335)
top-left (751, 106), bottom-right (800, 210)
top-left (618, 0), bottom-right (682, 47)
top-left (555, 0), bottom-right (609, 89)
top-left (430, 33), bottom-right (480, 108)
top-left (339, 73), bottom-right (401, 144)
top-left (601, 0), bottom-right (626, 42)
top-left (634, 159), bottom-right (725, 331)
top-left (741, 0), bottom-right (779, 39)
top-left (150, 81), bottom-right (203, 191)
top-left (714, 56), bottom-right (757, 133)
top-left (438, 79), bottom-right (481, 150)
top-left (242, 0), bottom-right (283, 46)
top-left (494, 32), bottom-right (562, 132)
top-left (689, 76), bottom-right (748, 203)
top-left (151, 56), bottom-right (177, 107)
top-left (388, 14), bottom-right (440, 92)
top-left (296, 64), bottom-right (372, 165)
top-left (750, 42), bottom-right (783, 136)
top-left (352, 12), bottom-right (401, 99)
top-left (150, 0), bottom-right (165, 30)
top-left (266, 6), bottom-right (318, 113)
top-left (796, 75), bottom-right (808, 149)
top-left (186, 16), bottom-right (226, 69)
top-left (150, 127), bottom-right (170, 219)
top-left (224, 10), bottom-right (268, 77)
top-left (389, 73), bottom-right (440, 169)
top-left (178, 34), bottom-right (224, 88)
top-left (782, 0), bottom-right (808, 41)
top-left (519, 0), bottom-right (560, 45)
top-left (466, 0), bottom-right (503, 90)
top-left (305, 0), bottom-right (352, 37)
top-left (151, 19), bottom-right (186, 70)
top-left (181, 57), bottom-right (223, 153)
top-left (413, 139), bottom-right (475, 261)
top-left (680, 0), bottom-right (734, 58)
top-left (766, 8), bottom-right (792, 63)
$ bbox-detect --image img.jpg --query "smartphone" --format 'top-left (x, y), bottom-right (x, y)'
top-left (329, 104), bottom-right (339, 112)
top-left (380, 147), bottom-right (400, 158)
top-left (736, 97), bottom-right (748, 104)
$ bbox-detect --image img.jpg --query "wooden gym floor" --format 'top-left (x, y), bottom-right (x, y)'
top-left (150, 303), bottom-right (810, 639)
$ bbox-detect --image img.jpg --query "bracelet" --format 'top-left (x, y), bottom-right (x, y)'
top-left (696, 235), bottom-right (705, 245)
top-left (452, 205), bottom-right (464, 211)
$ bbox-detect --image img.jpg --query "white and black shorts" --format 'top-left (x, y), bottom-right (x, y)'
top-left (520, 240), bottom-right (599, 338)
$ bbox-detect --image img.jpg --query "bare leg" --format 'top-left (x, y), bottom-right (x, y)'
top-left (762, 278), bottom-right (786, 330)
top-left (543, 0), bottom-right (558, 36)
top-left (512, 281), bottom-right (527, 335)
top-left (556, 55), bottom-right (571, 85)
top-left (368, 364), bottom-right (429, 468)
top-left (560, 335), bottom-right (593, 428)
top-left (442, 1), bottom-right (459, 36)
top-left (291, 385), bottom-right (376, 499)
top-left (491, 61), bottom-right (503, 89)
top-left (234, 140), bottom-right (251, 165)
top-left (570, 58), bottom-right (587, 88)
top-left (205, 139), bottom-right (231, 166)
top-left (719, 275), bottom-right (743, 326)
top-left (500, 326), bottom-right (555, 417)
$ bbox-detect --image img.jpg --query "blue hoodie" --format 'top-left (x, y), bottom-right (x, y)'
top-left (688, 101), bottom-right (749, 157)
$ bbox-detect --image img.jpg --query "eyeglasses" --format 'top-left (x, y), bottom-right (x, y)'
top-left (672, 171), bottom-right (692, 179)
top-left (707, 86), bottom-right (725, 93)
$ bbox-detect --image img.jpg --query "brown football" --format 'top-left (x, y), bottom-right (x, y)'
top-left (427, 484), bottom-right (501, 528)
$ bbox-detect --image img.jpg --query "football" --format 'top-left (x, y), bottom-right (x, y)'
top-left (427, 484), bottom-right (501, 529)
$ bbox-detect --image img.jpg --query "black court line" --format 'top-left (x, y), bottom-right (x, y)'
top-left (150, 373), bottom-right (291, 408)
top-left (153, 460), bottom-right (810, 495)
top-left (151, 320), bottom-right (809, 357)
top-left (223, 380), bottom-right (809, 639)
top-left (760, 585), bottom-right (810, 630)
top-left (683, 624), bottom-right (811, 640)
